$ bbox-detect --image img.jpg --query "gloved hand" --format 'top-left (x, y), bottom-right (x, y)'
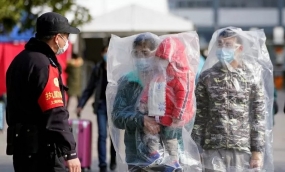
top-left (250, 151), bottom-right (263, 169)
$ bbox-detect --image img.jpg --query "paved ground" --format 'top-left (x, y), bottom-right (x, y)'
top-left (1, 91), bottom-right (285, 172)
top-left (0, 97), bottom-right (110, 172)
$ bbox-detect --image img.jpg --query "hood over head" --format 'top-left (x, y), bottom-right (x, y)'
top-left (155, 37), bottom-right (190, 73)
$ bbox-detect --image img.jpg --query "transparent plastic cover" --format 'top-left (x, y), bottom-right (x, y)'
top-left (192, 27), bottom-right (274, 172)
top-left (106, 32), bottom-right (201, 171)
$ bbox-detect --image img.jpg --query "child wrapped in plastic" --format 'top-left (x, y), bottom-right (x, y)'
top-left (106, 32), bottom-right (201, 171)
top-left (192, 27), bottom-right (274, 172)
top-left (138, 37), bottom-right (196, 170)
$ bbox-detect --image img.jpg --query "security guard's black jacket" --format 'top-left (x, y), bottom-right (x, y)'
top-left (6, 38), bottom-right (77, 160)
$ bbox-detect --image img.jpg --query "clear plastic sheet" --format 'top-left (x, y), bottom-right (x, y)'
top-left (192, 27), bottom-right (274, 172)
top-left (106, 32), bottom-right (201, 171)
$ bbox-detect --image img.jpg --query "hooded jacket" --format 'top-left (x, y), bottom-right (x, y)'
top-left (141, 37), bottom-right (195, 126)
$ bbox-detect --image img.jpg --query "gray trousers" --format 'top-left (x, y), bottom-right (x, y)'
top-left (202, 149), bottom-right (251, 172)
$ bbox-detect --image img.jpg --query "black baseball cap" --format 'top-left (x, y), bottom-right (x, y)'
top-left (36, 12), bottom-right (80, 36)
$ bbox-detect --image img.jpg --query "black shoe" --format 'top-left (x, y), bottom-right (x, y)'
top-left (110, 162), bottom-right (117, 171)
top-left (100, 166), bottom-right (107, 172)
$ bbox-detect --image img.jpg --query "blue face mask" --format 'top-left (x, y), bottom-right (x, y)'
top-left (103, 54), bottom-right (107, 62)
top-left (216, 48), bottom-right (235, 63)
top-left (135, 58), bottom-right (154, 71)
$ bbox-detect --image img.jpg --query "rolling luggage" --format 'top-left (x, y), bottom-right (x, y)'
top-left (68, 119), bottom-right (92, 171)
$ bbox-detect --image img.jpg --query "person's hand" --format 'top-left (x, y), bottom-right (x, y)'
top-left (250, 152), bottom-right (263, 169)
top-left (66, 158), bottom-right (81, 172)
top-left (172, 118), bottom-right (182, 125)
top-left (171, 118), bottom-right (183, 127)
top-left (144, 116), bottom-right (160, 135)
top-left (76, 107), bottom-right (82, 118)
top-left (139, 103), bottom-right (147, 114)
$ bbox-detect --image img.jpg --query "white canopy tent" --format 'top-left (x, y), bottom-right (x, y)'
top-left (79, 4), bottom-right (195, 38)
top-left (73, 3), bottom-right (195, 91)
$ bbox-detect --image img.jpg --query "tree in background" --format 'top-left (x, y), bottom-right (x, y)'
top-left (0, 0), bottom-right (92, 34)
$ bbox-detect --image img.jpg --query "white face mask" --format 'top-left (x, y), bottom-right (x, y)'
top-left (56, 35), bottom-right (69, 55)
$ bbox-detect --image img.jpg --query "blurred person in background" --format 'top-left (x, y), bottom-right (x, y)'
top-left (76, 46), bottom-right (116, 172)
top-left (195, 52), bottom-right (206, 84)
top-left (201, 48), bottom-right (208, 59)
top-left (273, 87), bottom-right (278, 125)
top-left (66, 53), bottom-right (84, 109)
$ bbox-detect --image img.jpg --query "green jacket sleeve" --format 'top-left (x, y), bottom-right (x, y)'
top-left (111, 77), bottom-right (144, 130)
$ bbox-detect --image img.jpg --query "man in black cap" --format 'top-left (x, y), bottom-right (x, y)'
top-left (6, 12), bottom-right (81, 172)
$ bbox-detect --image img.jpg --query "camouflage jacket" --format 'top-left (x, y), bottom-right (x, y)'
top-left (192, 62), bottom-right (265, 153)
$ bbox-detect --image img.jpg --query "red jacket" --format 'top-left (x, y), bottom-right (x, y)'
top-left (141, 37), bottom-right (195, 127)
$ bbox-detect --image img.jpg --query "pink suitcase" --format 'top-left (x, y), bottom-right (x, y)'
top-left (68, 119), bottom-right (92, 171)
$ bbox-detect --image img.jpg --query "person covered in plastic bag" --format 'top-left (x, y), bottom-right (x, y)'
top-left (138, 37), bottom-right (195, 170)
top-left (111, 33), bottom-right (198, 171)
top-left (111, 33), bottom-right (161, 171)
top-left (192, 28), bottom-right (268, 171)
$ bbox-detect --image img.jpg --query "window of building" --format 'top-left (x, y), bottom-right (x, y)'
top-left (220, 0), bottom-right (277, 7)
top-left (176, 0), bottom-right (212, 8)
top-left (169, 0), bottom-right (278, 8)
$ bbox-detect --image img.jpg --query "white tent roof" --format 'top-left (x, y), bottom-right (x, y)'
top-left (80, 4), bottom-right (194, 33)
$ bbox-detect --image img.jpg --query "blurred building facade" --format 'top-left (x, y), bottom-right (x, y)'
top-left (168, 0), bottom-right (285, 89)
top-left (168, 0), bottom-right (283, 44)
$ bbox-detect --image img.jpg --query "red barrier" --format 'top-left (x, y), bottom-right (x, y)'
top-left (0, 42), bottom-right (71, 95)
